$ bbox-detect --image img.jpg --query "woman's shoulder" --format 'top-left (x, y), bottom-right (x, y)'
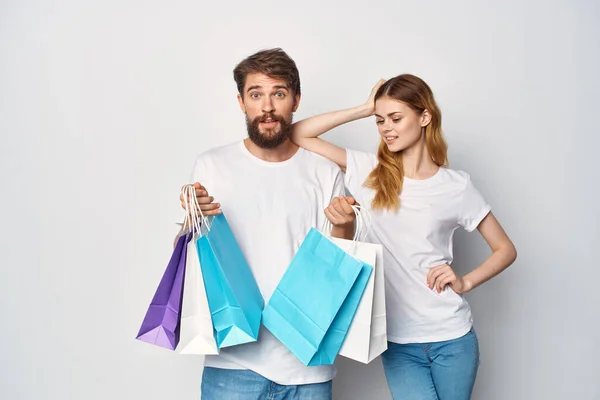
top-left (346, 148), bottom-right (378, 169)
top-left (430, 168), bottom-right (475, 194)
top-left (441, 168), bottom-right (471, 182)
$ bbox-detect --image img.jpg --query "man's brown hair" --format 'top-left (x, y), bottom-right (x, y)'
top-left (233, 48), bottom-right (301, 98)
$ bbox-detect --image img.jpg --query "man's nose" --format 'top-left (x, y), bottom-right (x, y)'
top-left (261, 96), bottom-right (274, 113)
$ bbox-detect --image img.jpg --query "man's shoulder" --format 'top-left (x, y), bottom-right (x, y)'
top-left (298, 148), bottom-right (342, 173)
top-left (194, 141), bottom-right (243, 164)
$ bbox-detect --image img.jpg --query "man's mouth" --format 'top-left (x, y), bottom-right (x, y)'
top-left (259, 116), bottom-right (280, 127)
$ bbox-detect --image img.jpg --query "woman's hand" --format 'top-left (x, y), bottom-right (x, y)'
top-left (427, 264), bottom-right (472, 294)
top-left (364, 79), bottom-right (386, 115)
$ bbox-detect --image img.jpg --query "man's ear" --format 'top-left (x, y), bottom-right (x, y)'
top-left (292, 93), bottom-right (301, 112)
top-left (237, 93), bottom-right (246, 114)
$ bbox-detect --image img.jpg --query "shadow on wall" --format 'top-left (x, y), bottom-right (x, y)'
top-left (333, 357), bottom-right (392, 400)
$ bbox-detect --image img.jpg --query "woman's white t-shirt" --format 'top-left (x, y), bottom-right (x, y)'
top-left (345, 149), bottom-right (491, 344)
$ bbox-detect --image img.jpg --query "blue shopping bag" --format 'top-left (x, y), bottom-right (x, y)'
top-left (262, 228), bottom-right (372, 366)
top-left (197, 213), bottom-right (264, 348)
top-left (307, 260), bottom-right (372, 366)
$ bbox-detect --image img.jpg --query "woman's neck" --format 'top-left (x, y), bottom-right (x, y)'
top-left (401, 136), bottom-right (439, 180)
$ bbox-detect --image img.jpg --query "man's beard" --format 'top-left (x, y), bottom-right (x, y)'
top-left (246, 112), bottom-right (293, 149)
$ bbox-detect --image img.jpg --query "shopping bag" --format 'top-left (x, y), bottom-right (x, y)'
top-left (307, 256), bottom-right (373, 366)
top-left (136, 232), bottom-right (188, 350)
top-left (336, 208), bottom-right (387, 363)
top-left (176, 185), bottom-right (219, 355)
top-left (197, 211), bottom-right (264, 349)
top-left (262, 207), bottom-right (373, 366)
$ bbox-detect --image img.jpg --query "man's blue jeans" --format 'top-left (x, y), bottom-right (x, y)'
top-left (201, 367), bottom-right (332, 400)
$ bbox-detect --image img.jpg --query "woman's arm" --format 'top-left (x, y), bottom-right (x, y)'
top-left (428, 213), bottom-right (518, 293)
top-left (291, 80), bottom-right (385, 172)
top-left (461, 213), bottom-right (518, 292)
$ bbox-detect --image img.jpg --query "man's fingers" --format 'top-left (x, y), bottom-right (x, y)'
top-left (202, 209), bottom-right (222, 216)
top-left (199, 202), bottom-right (220, 211)
top-left (195, 196), bottom-right (215, 205)
top-left (324, 207), bottom-right (338, 224)
top-left (327, 204), bottom-right (344, 221)
top-left (332, 197), bottom-right (353, 217)
top-left (339, 196), bottom-right (354, 215)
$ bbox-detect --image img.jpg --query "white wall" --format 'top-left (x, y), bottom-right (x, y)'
top-left (1, 0), bottom-right (599, 399)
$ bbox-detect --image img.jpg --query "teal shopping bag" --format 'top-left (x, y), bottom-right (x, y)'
top-left (262, 228), bottom-right (372, 366)
top-left (307, 259), bottom-right (372, 366)
top-left (197, 213), bottom-right (264, 348)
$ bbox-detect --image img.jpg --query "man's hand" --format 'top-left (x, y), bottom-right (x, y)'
top-left (325, 196), bottom-right (357, 227)
top-left (180, 182), bottom-right (222, 216)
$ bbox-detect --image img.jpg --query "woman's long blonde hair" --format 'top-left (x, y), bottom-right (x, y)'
top-left (365, 74), bottom-right (448, 212)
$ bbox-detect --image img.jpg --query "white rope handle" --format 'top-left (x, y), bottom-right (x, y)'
top-left (353, 205), bottom-right (372, 242)
top-left (322, 204), bottom-right (364, 242)
top-left (181, 184), bottom-right (211, 236)
top-left (181, 185), bottom-right (197, 236)
top-left (188, 185), bottom-right (203, 235)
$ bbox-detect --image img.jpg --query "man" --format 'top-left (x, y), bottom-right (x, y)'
top-left (178, 48), bottom-right (356, 399)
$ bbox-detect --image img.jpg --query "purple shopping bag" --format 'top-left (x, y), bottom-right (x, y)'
top-left (136, 233), bottom-right (189, 350)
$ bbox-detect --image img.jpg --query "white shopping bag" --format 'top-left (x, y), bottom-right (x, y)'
top-left (176, 185), bottom-right (219, 355)
top-left (332, 207), bottom-right (387, 364)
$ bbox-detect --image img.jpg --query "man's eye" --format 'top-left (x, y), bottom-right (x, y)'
top-left (275, 92), bottom-right (285, 98)
top-left (250, 93), bottom-right (260, 99)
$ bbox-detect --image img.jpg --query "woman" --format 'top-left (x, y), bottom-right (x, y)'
top-left (292, 74), bottom-right (517, 400)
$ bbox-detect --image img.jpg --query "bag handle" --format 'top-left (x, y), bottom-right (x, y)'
top-left (322, 204), bottom-right (365, 243)
top-left (181, 184), bottom-right (211, 236)
top-left (181, 185), bottom-right (197, 237)
top-left (355, 205), bottom-right (372, 242)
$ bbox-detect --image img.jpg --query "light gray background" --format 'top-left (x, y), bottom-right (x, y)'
top-left (1, 0), bottom-right (599, 399)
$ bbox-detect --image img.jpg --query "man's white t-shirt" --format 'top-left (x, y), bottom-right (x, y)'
top-left (184, 141), bottom-right (344, 385)
top-left (345, 149), bottom-right (491, 344)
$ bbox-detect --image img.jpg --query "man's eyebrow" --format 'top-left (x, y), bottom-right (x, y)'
top-left (247, 85), bottom-right (290, 93)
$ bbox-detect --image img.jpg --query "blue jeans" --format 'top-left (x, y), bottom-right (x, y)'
top-left (381, 329), bottom-right (480, 400)
top-left (201, 367), bottom-right (332, 400)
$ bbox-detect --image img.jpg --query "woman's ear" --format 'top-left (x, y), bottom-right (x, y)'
top-left (421, 109), bottom-right (432, 127)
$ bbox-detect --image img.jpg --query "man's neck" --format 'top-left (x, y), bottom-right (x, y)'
top-left (243, 138), bottom-right (299, 162)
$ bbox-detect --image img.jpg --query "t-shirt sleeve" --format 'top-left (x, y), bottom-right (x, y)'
top-left (458, 176), bottom-right (492, 232)
top-left (177, 155), bottom-right (204, 227)
top-left (344, 149), bottom-right (378, 196)
top-left (331, 169), bottom-right (346, 199)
